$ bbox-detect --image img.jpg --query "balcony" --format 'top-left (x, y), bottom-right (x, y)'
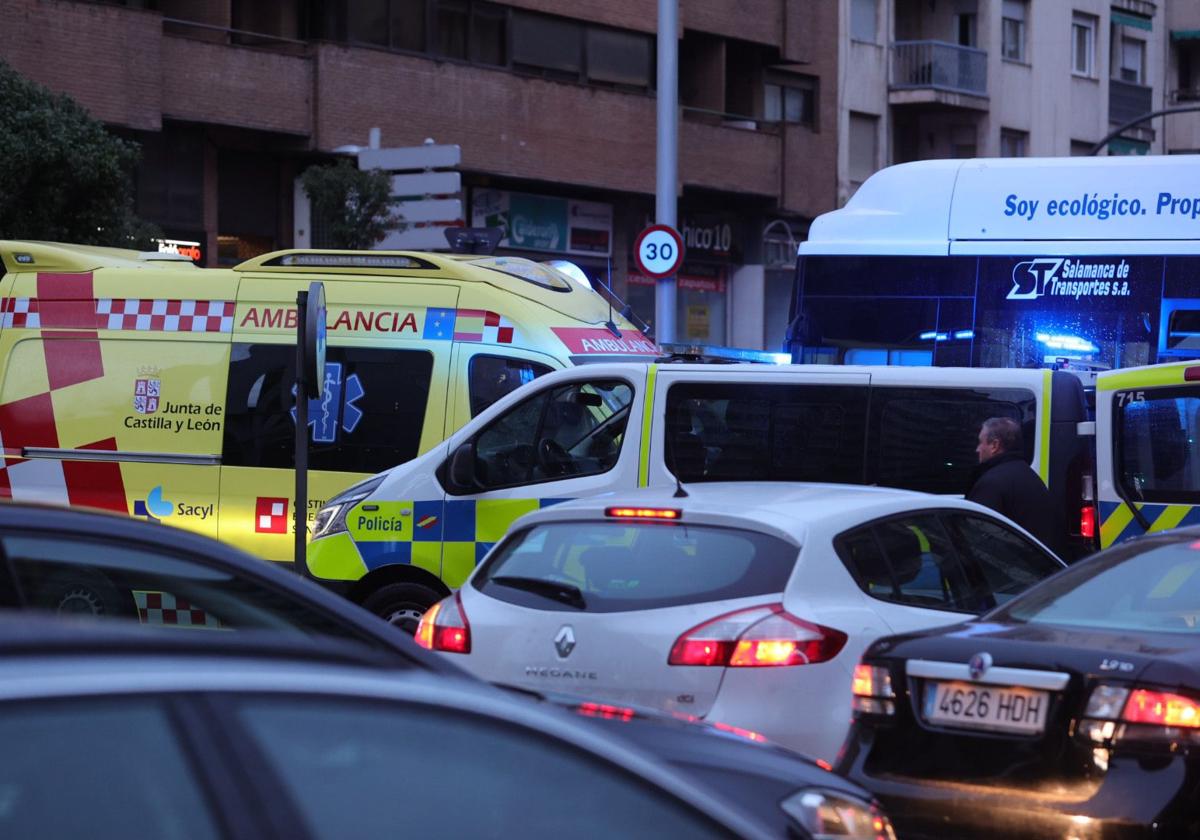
top-left (890, 41), bottom-right (988, 110)
top-left (1110, 78), bottom-right (1154, 126)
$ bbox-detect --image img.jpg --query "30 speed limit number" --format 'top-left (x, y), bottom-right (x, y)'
top-left (634, 225), bottom-right (685, 279)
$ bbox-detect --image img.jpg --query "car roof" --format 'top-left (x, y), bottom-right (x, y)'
top-left (0, 615), bottom-right (772, 839)
top-left (0, 501), bottom-right (461, 674)
top-left (513, 482), bottom-right (994, 543)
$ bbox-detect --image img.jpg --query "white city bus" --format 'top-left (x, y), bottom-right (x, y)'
top-left (787, 155), bottom-right (1200, 373)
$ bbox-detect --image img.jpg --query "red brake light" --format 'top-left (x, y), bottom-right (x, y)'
top-left (668, 605), bottom-right (847, 668)
top-left (605, 507), bottom-right (681, 520)
top-left (710, 720), bottom-right (767, 742)
top-left (576, 702), bottom-right (636, 722)
top-left (1080, 505), bottom-right (1096, 540)
top-left (413, 592), bottom-right (471, 654)
top-left (1122, 689), bottom-right (1200, 728)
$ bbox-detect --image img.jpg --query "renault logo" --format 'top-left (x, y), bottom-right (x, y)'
top-left (968, 652), bottom-right (993, 681)
top-left (554, 625), bottom-right (576, 659)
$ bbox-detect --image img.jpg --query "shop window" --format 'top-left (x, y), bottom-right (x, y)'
top-left (222, 345), bottom-right (433, 473)
top-left (135, 124), bottom-right (204, 231)
top-left (512, 12), bottom-right (582, 79)
top-left (764, 79), bottom-right (815, 126)
top-left (586, 27), bottom-right (652, 89)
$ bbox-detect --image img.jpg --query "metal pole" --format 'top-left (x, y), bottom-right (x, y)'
top-left (655, 0), bottom-right (678, 343)
top-left (1088, 105), bottom-right (1200, 155)
top-left (294, 290), bottom-right (310, 576)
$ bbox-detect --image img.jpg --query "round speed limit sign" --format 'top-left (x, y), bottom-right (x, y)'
top-left (634, 224), bottom-right (685, 279)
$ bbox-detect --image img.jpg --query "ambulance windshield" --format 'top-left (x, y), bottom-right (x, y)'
top-left (472, 257), bottom-right (573, 292)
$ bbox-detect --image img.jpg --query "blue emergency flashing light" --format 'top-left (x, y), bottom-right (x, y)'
top-left (1036, 332), bottom-right (1098, 353)
top-left (545, 260), bottom-right (593, 291)
top-left (919, 331), bottom-right (950, 341)
top-left (954, 330), bottom-right (975, 340)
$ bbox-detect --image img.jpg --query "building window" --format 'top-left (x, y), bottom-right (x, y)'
top-left (849, 112), bottom-right (878, 191)
top-left (1072, 13), bottom-right (1097, 77)
top-left (347, 0), bottom-right (426, 52)
top-left (1070, 139), bottom-right (1096, 156)
top-left (1000, 128), bottom-right (1028, 157)
top-left (764, 79), bottom-right (816, 126)
top-left (850, 0), bottom-right (877, 43)
top-left (586, 26), bottom-right (653, 89)
top-left (434, 0), bottom-right (506, 65)
top-left (511, 12), bottom-right (582, 79)
top-left (1119, 36), bottom-right (1146, 84)
top-left (1001, 0), bottom-right (1027, 62)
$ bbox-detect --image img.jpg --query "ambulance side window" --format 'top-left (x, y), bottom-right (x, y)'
top-left (222, 344), bottom-right (432, 473)
top-left (471, 379), bottom-right (633, 490)
top-left (469, 355), bottom-right (553, 417)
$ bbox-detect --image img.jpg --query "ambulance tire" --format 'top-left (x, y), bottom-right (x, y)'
top-left (35, 568), bottom-right (132, 619)
top-left (361, 583), bottom-right (441, 633)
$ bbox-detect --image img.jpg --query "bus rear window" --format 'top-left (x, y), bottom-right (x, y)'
top-left (1118, 388), bottom-right (1200, 504)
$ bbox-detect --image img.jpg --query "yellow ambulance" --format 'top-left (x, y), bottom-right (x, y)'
top-left (0, 240), bottom-right (655, 563)
top-left (1095, 360), bottom-right (1200, 548)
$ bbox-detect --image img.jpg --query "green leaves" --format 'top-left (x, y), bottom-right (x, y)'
top-left (0, 59), bottom-right (160, 247)
top-left (301, 160), bottom-right (401, 250)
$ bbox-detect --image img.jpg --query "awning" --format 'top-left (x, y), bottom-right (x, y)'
top-left (1171, 29), bottom-right (1200, 41)
top-left (1112, 10), bottom-right (1153, 31)
top-left (1107, 137), bottom-right (1150, 155)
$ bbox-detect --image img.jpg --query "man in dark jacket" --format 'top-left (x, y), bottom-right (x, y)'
top-left (967, 417), bottom-right (1065, 557)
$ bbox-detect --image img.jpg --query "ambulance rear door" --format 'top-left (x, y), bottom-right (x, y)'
top-left (219, 276), bottom-right (458, 564)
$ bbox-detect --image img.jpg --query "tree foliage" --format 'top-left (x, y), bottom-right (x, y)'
top-left (301, 160), bottom-right (400, 250)
top-left (0, 59), bottom-right (160, 247)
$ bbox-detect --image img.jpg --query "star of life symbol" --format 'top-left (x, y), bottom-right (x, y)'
top-left (291, 362), bottom-right (365, 444)
top-left (133, 366), bottom-right (161, 415)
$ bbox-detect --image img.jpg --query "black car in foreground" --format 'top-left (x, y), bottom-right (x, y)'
top-left (839, 527), bottom-right (1200, 840)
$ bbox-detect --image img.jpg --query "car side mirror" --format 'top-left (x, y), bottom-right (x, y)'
top-left (446, 442), bottom-right (479, 495)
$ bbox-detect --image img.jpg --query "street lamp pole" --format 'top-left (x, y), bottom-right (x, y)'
top-left (1088, 105), bottom-right (1200, 155)
top-left (655, 0), bottom-right (678, 344)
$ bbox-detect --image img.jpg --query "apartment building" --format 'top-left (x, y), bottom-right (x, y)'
top-left (0, 0), bottom-right (840, 350)
top-left (1166, 1), bottom-right (1200, 152)
top-left (837, 0), bottom-right (1166, 204)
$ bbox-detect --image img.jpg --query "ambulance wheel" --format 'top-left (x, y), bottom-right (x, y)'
top-left (35, 569), bottom-right (130, 619)
top-left (361, 583), bottom-right (441, 634)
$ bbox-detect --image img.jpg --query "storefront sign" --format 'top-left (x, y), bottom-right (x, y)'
top-left (156, 238), bottom-right (202, 262)
top-left (472, 189), bottom-right (612, 257)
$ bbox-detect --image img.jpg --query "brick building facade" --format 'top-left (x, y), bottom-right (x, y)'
top-left (1, 0), bottom-right (839, 349)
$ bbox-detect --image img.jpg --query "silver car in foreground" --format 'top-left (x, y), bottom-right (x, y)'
top-left (418, 483), bottom-right (1065, 761)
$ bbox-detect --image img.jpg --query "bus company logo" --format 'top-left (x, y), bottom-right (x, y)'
top-left (133, 367), bottom-right (161, 414)
top-left (1007, 258), bottom-right (1133, 301)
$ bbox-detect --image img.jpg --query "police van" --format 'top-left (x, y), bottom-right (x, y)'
top-left (308, 361), bottom-right (1089, 625)
top-left (0, 240), bottom-right (655, 563)
top-left (1095, 360), bottom-right (1200, 548)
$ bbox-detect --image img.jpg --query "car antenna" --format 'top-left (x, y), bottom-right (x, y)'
top-left (668, 438), bottom-right (689, 498)
top-left (604, 257), bottom-right (620, 338)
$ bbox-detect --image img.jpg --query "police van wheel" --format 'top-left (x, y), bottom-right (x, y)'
top-left (361, 583), bottom-right (441, 634)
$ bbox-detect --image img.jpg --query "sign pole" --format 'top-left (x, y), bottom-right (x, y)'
top-left (294, 290), bottom-right (310, 574)
top-left (655, 0), bottom-right (678, 343)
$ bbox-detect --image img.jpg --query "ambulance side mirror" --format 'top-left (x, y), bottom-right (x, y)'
top-left (446, 443), bottom-right (479, 495)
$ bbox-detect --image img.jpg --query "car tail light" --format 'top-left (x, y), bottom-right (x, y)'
top-left (1080, 684), bottom-right (1200, 750)
top-left (851, 663), bottom-right (896, 716)
top-left (1079, 505), bottom-right (1096, 540)
top-left (576, 702), bottom-right (636, 722)
top-left (668, 605), bottom-right (846, 668)
top-left (413, 592), bottom-right (471, 654)
top-left (1185, 366), bottom-right (1200, 382)
top-left (605, 507), bottom-right (681, 521)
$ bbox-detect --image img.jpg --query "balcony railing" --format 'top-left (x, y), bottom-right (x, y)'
top-left (1109, 78), bottom-right (1154, 126)
top-left (891, 40), bottom-right (987, 97)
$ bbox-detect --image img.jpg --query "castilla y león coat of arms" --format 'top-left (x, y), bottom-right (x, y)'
top-left (133, 367), bottom-right (161, 414)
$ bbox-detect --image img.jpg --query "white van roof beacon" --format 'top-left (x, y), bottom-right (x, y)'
top-left (802, 155), bottom-right (1200, 256)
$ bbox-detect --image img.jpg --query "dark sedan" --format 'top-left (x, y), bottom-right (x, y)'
top-left (839, 526), bottom-right (1200, 839)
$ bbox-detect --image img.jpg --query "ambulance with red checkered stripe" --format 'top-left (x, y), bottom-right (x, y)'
top-left (0, 240), bottom-right (654, 569)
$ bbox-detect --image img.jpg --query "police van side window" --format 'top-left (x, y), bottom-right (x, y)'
top-left (664, 383), bottom-right (868, 483)
top-left (471, 380), bottom-right (633, 490)
top-left (222, 344), bottom-right (433, 473)
top-left (836, 514), bottom-right (979, 612)
top-left (868, 386), bottom-right (1035, 494)
top-left (469, 355), bottom-right (553, 417)
top-left (1117, 388), bottom-right (1200, 504)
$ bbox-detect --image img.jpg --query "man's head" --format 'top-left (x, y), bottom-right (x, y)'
top-left (976, 416), bottom-right (1022, 464)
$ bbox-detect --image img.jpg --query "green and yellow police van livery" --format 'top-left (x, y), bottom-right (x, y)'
top-left (308, 361), bottom-right (1090, 624)
top-left (1095, 360), bottom-right (1200, 548)
top-left (0, 240), bottom-right (655, 567)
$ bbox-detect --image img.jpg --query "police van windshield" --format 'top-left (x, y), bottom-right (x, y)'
top-left (788, 255), bottom-right (1198, 370)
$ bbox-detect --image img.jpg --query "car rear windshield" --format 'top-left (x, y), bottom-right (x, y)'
top-left (473, 521), bottom-right (799, 612)
top-left (997, 538), bottom-right (1200, 635)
